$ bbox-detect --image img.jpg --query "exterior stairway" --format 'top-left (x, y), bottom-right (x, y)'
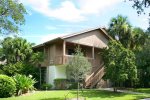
top-left (85, 63), bottom-right (105, 88)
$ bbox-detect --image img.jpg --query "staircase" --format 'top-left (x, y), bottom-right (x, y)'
top-left (85, 63), bottom-right (105, 88)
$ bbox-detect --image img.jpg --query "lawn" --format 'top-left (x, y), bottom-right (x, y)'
top-left (131, 88), bottom-right (150, 94)
top-left (1, 90), bottom-right (150, 100)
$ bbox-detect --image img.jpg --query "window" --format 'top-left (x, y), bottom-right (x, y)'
top-left (68, 49), bottom-right (75, 55)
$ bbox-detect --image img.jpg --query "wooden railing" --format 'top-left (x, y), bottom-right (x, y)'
top-left (85, 63), bottom-right (104, 88)
top-left (53, 55), bottom-right (101, 67)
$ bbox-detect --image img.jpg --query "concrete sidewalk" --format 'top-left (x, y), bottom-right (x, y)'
top-left (99, 88), bottom-right (146, 94)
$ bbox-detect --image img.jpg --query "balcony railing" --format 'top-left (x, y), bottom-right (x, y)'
top-left (53, 55), bottom-right (102, 68)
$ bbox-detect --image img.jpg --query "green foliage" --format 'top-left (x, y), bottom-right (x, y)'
top-left (68, 82), bottom-right (78, 89)
top-left (66, 47), bottom-right (91, 82)
top-left (102, 40), bottom-right (137, 90)
top-left (135, 37), bottom-right (150, 87)
top-left (1, 37), bottom-right (33, 63)
top-left (30, 52), bottom-right (45, 64)
top-left (131, 27), bottom-right (148, 50)
top-left (127, 0), bottom-right (150, 15)
top-left (108, 15), bottom-right (132, 48)
top-left (2, 62), bottom-right (23, 76)
top-left (20, 63), bottom-right (40, 85)
top-left (0, 75), bottom-right (16, 98)
top-left (0, 0), bottom-right (27, 34)
top-left (2, 62), bottom-right (40, 87)
top-left (0, 37), bottom-right (44, 89)
top-left (108, 15), bottom-right (148, 50)
top-left (54, 78), bottom-right (67, 89)
top-left (127, 0), bottom-right (150, 28)
top-left (13, 74), bottom-right (36, 95)
top-left (108, 15), bottom-right (149, 88)
top-left (41, 83), bottom-right (52, 90)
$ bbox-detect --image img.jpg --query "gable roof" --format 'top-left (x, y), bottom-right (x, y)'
top-left (33, 27), bottom-right (111, 49)
top-left (61, 27), bottom-right (111, 39)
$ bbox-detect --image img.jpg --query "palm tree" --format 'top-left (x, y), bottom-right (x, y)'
top-left (130, 27), bottom-right (147, 50)
top-left (108, 15), bottom-right (132, 48)
top-left (1, 37), bottom-right (33, 63)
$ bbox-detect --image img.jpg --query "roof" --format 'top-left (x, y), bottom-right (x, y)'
top-left (33, 27), bottom-right (111, 49)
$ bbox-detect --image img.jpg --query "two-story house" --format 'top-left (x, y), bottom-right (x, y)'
top-left (33, 27), bottom-right (111, 88)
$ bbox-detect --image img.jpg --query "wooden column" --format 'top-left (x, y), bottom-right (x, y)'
top-left (63, 41), bottom-right (66, 64)
top-left (92, 46), bottom-right (95, 67)
top-left (92, 46), bottom-right (95, 59)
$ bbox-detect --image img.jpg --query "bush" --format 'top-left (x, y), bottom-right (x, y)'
top-left (54, 78), bottom-right (67, 89)
top-left (0, 75), bottom-right (16, 98)
top-left (68, 82), bottom-right (78, 89)
top-left (20, 63), bottom-right (40, 89)
top-left (2, 62), bottom-right (40, 89)
top-left (13, 74), bottom-right (36, 95)
top-left (2, 62), bottom-right (23, 76)
top-left (41, 83), bottom-right (52, 90)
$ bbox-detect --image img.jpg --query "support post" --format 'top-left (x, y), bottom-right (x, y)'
top-left (92, 46), bottom-right (95, 59)
top-left (63, 41), bottom-right (66, 64)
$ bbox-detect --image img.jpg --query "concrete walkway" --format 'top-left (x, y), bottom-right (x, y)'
top-left (99, 88), bottom-right (150, 100)
top-left (99, 88), bottom-right (145, 94)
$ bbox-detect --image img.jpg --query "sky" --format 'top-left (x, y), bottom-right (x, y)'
top-left (15, 0), bottom-right (150, 45)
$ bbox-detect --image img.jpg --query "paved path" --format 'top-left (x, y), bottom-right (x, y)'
top-left (99, 88), bottom-right (150, 100)
top-left (99, 88), bottom-right (145, 94)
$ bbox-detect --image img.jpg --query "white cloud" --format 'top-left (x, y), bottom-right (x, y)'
top-left (20, 0), bottom-right (121, 22)
top-left (45, 26), bottom-right (57, 30)
top-left (40, 33), bottom-right (68, 43)
top-left (78, 0), bottom-right (121, 15)
top-left (21, 33), bottom-right (69, 44)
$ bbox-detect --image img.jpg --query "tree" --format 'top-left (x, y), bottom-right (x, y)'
top-left (29, 52), bottom-right (45, 88)
top-left (0, 37), bottom-right (44, 88)
top-left (0, 0), bottom-right (26, 34)
top-left (1, 37), bottom-right (33, 63)
top-left (108, 15), bottom-right (132, 48)
top-left (127, 0), bottom-right (150, 15)
top-left (135, 34), bottom-right (150, 87)
top-left (66, 47), bottom-right (91, 82)
top-left (108, 15), bottom-right (148, 50)
top-left (30, 52), bottom-right (44, 65)
top-left (127, 0), bottom-right (150, 27)
top-left (66, 47), bottom-right (91, 99)
top-left (2, 62), bottom-right (23, 76)
top-left (102, 40), bottom-right (137, 92)
top-left (130, 27), bottom-right (148, 50)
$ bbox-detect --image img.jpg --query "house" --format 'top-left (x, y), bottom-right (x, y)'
top-left (33, 27), bottom-right (111, 88)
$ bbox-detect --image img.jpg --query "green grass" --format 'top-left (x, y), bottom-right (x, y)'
top-left (1, 90), bottom-right (150, 100)
top-left (132, 88), bottom-right (150, 94)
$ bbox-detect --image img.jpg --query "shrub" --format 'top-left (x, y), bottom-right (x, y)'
top-left (2, 62), bottom-right (23, 76)
top-left (0, 75), bottom-right (16, 98)
top-left (41, 83), bottom-right (52, 90)
top-left (68, 82), bottom-right (78, 89)
top-left (13, 74), bottom-right (36, 95)
top-left (54, 78), bottom-right (67, 89)
top-left (20, 63), bottom-right (40, 89)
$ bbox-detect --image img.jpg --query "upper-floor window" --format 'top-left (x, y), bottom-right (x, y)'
top-left (68, 49), bottom-right (75, 55)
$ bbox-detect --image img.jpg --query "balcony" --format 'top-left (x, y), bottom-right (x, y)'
top-left (53, 55), bottom-right (102, 70)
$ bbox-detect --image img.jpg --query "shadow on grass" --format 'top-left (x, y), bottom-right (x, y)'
top-left (135, 89), bottom-right (150, 94)
top-left (69, 90), bottom-right (149, 99)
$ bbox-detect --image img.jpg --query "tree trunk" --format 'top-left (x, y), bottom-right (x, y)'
top-left (113, 87), bottom-right (117, 92)
top-left (113, 82), bottom-right (117, 92)
top-left (39, 67), bottom-right (41, 89)
top-left (77, 82), bottom-right (79, 100)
